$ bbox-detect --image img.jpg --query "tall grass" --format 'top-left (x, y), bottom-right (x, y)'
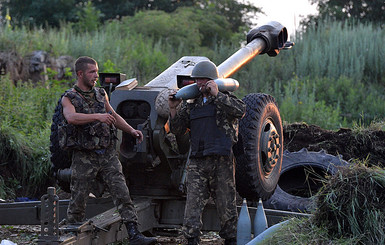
top-left (273, 76), bottom-right (385, 128)
top-left (275, 77), bottom-right (342, 129)
top-left (0, 21), bottom-right (178, 84)
top-left (2, 18), bottom-right (383, 86)
top-left (209, 20), bottom-right (384, 128)
top-left (0, 76), bottom-right (68, 199)
top-left (314, 163), bottom-right (385, 244)
top-left (0, 18), bottom-right (384, 129)
top-left (295, 21), bottom-right (384, 84)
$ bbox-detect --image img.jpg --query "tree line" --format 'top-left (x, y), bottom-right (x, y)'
top-left (0, 0), bottom-right (261, 33)
top-left (2, 0), bottom-right (383, 33)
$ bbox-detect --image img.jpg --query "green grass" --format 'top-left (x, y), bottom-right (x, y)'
top-left (314, 163), bottom-right (385, 244)
top-left (1, 19), bottom-right (384, 129)
top-left (260, 162), bottom-right (385, 245)
top-left (259, 217), bottom-right (361, 245)
top-left (0, 76), bottom-right (69, 199)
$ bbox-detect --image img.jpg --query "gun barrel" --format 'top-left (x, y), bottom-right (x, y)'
top-left (218, 21), bottom-right (289, 78)
top-left (218, 38), bottom-right (266, 78)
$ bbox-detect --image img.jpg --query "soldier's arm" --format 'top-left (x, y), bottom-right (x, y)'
top-left (104, 94), bottom-right (143, 143)
top-left (214, 92), bottom-right (246, 119)
top-left (62, 96), bottom-right (116, 125)
top-left (169, 102), bottom-right (190, 136)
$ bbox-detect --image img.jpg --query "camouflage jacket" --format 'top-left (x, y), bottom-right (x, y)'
top-left (169, 91), bottom-right (246, 144)
top-left (58, 87), bottom-right (117, 150)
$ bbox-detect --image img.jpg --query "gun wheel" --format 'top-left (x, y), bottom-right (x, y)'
top-left (234, 93), bottom-right (283, 200)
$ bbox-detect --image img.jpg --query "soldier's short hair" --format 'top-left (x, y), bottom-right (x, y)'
top-left (75, 56), bottom-right (97, 75)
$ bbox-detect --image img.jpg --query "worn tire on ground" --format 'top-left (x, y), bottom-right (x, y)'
top-left (234, 93), bottom-right (283, 201)
top-left (263, 148), bottom-right (349, 212)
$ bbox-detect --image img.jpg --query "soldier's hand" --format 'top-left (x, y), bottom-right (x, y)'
top-left (168, 93), bottom-right (182, 109)
top-left (99, 113), bottom-right (116, 125)
top-left (132, 129), bottom-right (143, 143)
top-left (206, 80), bottom-right (218, 97)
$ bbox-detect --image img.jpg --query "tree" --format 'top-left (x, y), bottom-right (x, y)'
top-left (96, 0), bottom-right (262, 32)
top-left (2, 0), bottom-right (262, 32)
top-left (194, 0), bottom-right (263, 32)
top-left (302, 0), bottom-right (384, 29)
top-left (1, 0), bottom-right (77, 27)
top-left (72, 0), bottom-right (194, 22)
top-left (121, 7), bottom-right (233, 50)
top-left (74, 1), bottom-right (101, 32)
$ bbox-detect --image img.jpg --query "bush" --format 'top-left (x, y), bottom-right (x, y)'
top-left (0, 76), bottom-right (69, 198)
top-left (275, 78), bottom-right (341, 129)
top-left (314, 163), bottom-right (385, 244)
top-left (312, 76), bottom-right (385, 127)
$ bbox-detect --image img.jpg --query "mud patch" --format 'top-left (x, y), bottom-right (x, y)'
top-left (283, 123), bottom-right (385, 167)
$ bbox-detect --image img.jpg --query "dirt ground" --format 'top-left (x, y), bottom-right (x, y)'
top-left (1, 122), bottom-right (384, 244)
top-left (0, 226), bottom-right (222, 245)
top-left (283, 122), bottom-right (385, 168)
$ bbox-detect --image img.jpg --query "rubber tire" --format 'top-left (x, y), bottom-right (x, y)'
top-left (234, 93), bottom-right (283, 201)
top-left (155, 88), bottom-right (172, 118)
top-left (50, 96), bottom-right (72, 192)
top-left (263, 148), bottom-right (349, 212)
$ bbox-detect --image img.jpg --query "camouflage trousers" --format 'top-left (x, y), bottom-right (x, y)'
top-left (67, 147), bottom-right (138, 224)
top-left (182, 155), bottom-right (237, 239)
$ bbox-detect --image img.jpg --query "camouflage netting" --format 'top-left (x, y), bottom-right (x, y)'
top-left (313, 164), bottom-right (385, 244)
top-left (0, 51), bottom-right (25, 82)
top-left (0, 51), bottom-right (74, 84)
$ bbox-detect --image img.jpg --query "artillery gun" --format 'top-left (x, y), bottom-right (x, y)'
top-left (51, 21), bottom-right (288, 202)
top-left (11, 21), bottom-right (292, 243)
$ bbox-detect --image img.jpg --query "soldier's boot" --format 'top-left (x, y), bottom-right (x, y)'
top-left (125, 222), bottom-right (157, 245)
top-left (224, 238), bottom-right (236, 245)
top-left (187, 237), bottom-right (200, 245)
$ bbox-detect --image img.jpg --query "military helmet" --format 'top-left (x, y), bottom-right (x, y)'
top-left (191, 60), bottom-right (219, 80)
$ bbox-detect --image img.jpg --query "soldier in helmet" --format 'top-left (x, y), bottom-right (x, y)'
top-left (168, 60), bottom-right (246, 245)
top-left (60, 56), bottom-right (156, 245)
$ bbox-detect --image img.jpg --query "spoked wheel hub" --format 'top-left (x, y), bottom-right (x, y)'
top-left (234, 93), bottom-right (283, 200)
top-left (260, 119), bottom-right (281, 176)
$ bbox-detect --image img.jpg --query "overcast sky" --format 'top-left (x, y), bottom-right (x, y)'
top-left (250, 0), bottom-right (318, 37)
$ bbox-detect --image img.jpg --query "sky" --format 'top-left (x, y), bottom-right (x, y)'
top-left (250, 0), bottom-right (318, 37)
